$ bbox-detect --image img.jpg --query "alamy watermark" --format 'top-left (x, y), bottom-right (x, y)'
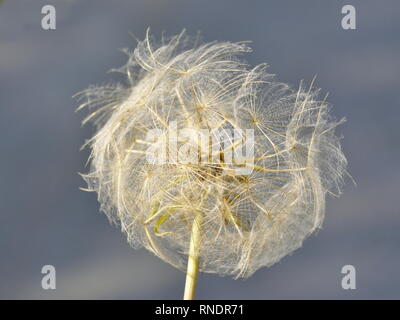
top-left (341, 5), bottom-right (356, 30)
top-left (41, 265), bottom-right (56, 290)
top-left (41, 5), bottom-right (56, 30)
top-left (134, 122), bottom-right (255, 175)
top-left (341, 264), bottom-right (356, 290)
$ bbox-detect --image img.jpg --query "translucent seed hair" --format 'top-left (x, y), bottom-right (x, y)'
top-left (77, 29), bottom-right (347, 279)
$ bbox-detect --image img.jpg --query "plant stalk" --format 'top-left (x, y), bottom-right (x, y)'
top-left (183, 213), bottom-right (202, 300)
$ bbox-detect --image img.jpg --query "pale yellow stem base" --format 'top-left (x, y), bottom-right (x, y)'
top-left (183, 214), bottom-right (202, 300)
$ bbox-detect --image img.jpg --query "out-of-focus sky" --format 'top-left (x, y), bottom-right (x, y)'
top-left (0, 0), bottom-right (399, 299)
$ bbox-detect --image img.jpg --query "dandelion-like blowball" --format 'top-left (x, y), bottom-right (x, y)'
top-left (78, 30), bottom-right (347, 288)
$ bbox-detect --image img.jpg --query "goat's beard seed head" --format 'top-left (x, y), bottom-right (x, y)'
top-left (78, 29), bottom-right (347, 278)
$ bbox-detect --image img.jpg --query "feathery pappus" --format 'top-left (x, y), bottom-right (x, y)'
top-left (77, 29), bottom-right (347, 280)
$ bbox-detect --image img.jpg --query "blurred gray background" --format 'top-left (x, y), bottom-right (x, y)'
top-left (0, 0), bottom-right (399, 299)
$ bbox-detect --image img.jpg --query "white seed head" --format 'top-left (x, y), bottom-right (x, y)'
top-left (78, 29), bottom-right (347, 278)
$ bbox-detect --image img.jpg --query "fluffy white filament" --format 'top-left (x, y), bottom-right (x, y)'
top-left (78, 29), bottom-right (347, 278)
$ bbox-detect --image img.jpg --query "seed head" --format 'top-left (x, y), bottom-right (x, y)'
top-left (78, 29), bottom-right (347, 278)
